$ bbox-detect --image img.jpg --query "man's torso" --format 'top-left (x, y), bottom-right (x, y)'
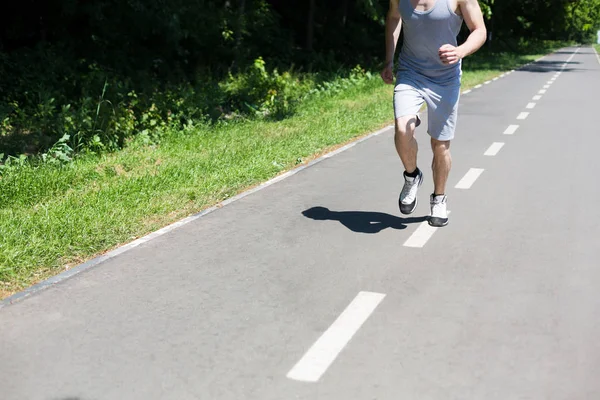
top-left (397, 0), bottom-right (464, 82)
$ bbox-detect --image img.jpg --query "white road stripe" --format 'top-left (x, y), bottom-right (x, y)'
top-left (286, 291), bottom-right (385, 382)
top-left (544, 85), bottom-right (550, 89)
top-left (526, 102), bottom-right (536, 109)
top-left (533, 95), bottom-right (542, 101)
top-left (484, 81), bottom-right (491, 85)
top-left (566, 48), bottom-right (580, 63)
top-left (462, 89), bottom-right (472, 94)
top-left (475, 84), bottom-right (483, 89)
top-left (492, 77), bottom-right (499, 81)
top-left (484, 142), bottom-right (505, 156)
top-left (559, 48), bottom-right (580, 71)
top-left (547, 80), bottom-right (554, 84)
top-left (404, 219), bottom-right (445, 248)
top-left (539, 89), bottom-right (547, 94)
top-left (503, 125), bottom-right (519, 135)
top-left (517, 112), bottom-right (529, 120)
top-left (455, 168), bottom-right (484, 189)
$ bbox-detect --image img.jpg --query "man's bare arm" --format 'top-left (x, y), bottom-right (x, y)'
top-left (381, 0), bottom-right (402, 84)
top-left (457, 0), bottom-right (487, 58)
top-left (385, 0), bottom-right (402, 65)
top-left (439, 0), bottom-right (486, 65)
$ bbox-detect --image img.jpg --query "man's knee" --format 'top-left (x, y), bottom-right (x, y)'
top-left (395, 115), bottom-right (420, 138)
top-left (431, 137), bottom-right (450, 151)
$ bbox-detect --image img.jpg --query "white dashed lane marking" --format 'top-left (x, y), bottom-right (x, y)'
top-left (455, 168), bottom-right (485, 190)
top-left (404, 213), bottom-right (451, 248)
top-left (403, 49), bottom-right (579, 252)
top-left (484, 142), bottom-right (505, 156)
top-left (287, 291), bottom-right (385, 383)
top-left (407, 49), bottom-right (576, 251)
top-left (504, 125), bottom-right (519, 135)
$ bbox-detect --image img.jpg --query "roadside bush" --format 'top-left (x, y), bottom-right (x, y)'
top-left (0, 47), bottom-right (375, 173)
top-left (219, 57), bottom-right (314, 120)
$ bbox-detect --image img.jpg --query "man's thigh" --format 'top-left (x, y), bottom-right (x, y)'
top-left (393, 83), bottom-right (425, 122)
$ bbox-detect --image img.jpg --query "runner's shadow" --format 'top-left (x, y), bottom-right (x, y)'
top-left (302, 206), bottom-right (426, 234)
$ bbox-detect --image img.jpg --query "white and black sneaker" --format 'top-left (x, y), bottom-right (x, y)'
top-left (429, 194), bottom-right (449, 227)
top-left (399, 169), bottom-right (423, 215)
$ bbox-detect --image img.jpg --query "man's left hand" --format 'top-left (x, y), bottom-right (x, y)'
top-left (439, 44), bottom-right (464, 65)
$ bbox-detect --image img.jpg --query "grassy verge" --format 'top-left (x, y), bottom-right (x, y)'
top-left (0, 44), bottom-right (567, 298)
top-left (594, 44), bottom-right (600, 56)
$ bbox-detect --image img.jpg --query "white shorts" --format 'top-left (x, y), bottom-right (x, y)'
top-left (393, 71), bottom-right (461, 141)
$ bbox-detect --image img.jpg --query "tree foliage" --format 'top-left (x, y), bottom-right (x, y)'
top-left (1, 0), bottom-right (599, 67)
top-left (487, 0), bottom-right (600, 43)
top-left (0, 0), bottom-right (598, 160)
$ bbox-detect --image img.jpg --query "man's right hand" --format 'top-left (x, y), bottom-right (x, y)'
top-left (380, 62), bottom-right (395, 84)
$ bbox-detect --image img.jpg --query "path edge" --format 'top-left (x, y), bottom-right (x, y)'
top-left (1, 124), bottom-right (394, 309)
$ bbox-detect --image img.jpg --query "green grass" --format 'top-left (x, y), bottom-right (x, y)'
top-left (0, 44), bottom-right (567, 298)
top-left (594, 44), bottom-right (600, 55)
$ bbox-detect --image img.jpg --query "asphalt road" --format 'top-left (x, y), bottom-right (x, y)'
top-left (2, 46), bottom-right (600, 400)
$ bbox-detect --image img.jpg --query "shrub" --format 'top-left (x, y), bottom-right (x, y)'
top-left (219, 57), bottom-right (313, 120)
top-left (0, 46), bottom-right (375, 174)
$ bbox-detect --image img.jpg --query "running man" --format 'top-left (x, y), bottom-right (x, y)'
top-left (381, 0), bottom-right (486, 226)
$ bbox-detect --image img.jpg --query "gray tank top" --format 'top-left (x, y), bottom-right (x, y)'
top-left (398, 0), bottom-right (463, 82)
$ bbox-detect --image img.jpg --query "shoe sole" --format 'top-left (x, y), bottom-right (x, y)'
top-left (400, 197), bottom-right (418, 215)
top-left (428, 217), bottom-right (448, 227)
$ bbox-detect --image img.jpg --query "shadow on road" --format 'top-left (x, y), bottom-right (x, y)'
top-left (302, 206), bottom-right (426, 234)
top-left (521, 60), bottom-right (581, 73)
